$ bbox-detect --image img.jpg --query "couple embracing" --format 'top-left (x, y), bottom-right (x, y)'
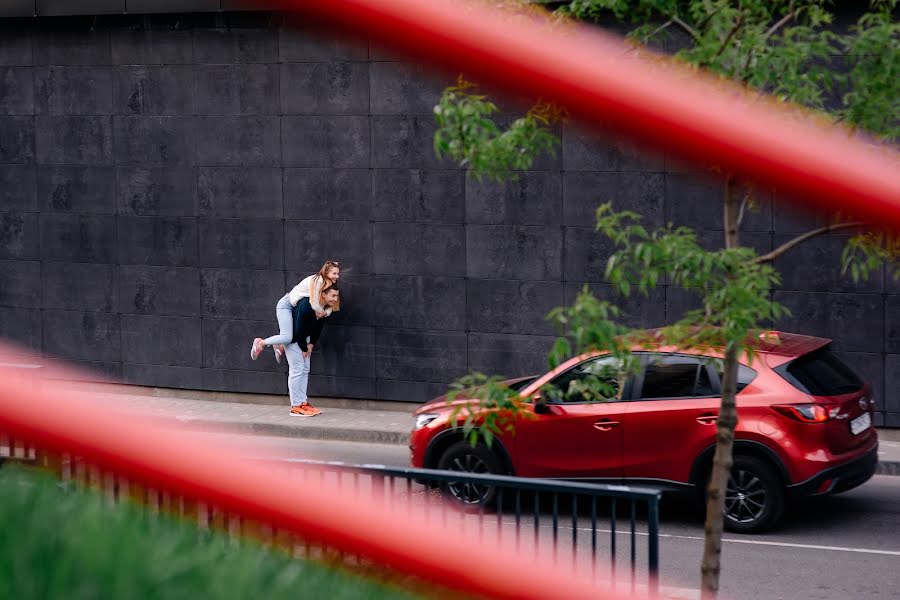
top-left (250, 261), bottom-right (341, 417)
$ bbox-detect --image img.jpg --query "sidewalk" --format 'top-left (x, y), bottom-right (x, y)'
top-left (70, 385), bottom-right (900, 476)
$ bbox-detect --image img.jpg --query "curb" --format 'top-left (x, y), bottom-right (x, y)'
top-left (876, 461), bottom-right (900, 476)
top-left (177, 419), bottom-right (410, 446)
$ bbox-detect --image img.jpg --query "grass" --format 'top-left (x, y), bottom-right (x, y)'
top-left (0, 466), bottom-right (418, 600)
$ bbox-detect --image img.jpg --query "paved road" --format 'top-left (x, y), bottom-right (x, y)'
top-left (208, 434), bottom-right (900, 600)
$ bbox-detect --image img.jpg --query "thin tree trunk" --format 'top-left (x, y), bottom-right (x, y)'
top-left (700, 177), bottom-right (741, 599)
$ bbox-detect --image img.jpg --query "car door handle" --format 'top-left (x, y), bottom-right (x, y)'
top-left (696, 414), bottom-right (718, 425)
top-left (594, 419), bottom-right (620, 432)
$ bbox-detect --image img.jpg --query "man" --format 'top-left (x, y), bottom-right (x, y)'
top-left (286, 285), bottom-right (339, 417)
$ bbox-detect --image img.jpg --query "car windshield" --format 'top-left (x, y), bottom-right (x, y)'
top-left (774, 347), bottom-right (863, 396)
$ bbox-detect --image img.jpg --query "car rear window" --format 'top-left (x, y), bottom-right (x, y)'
top-left (774, 347), bottom-right (863, 396)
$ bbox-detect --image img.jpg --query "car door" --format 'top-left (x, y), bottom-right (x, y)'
top-left (622, 353), bottom-right (721, 484)
top-left (513, 355), bottom-right (632, 479)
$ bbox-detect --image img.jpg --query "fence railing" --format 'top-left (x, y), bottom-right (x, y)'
top-left (266, 459), bottom-right (662, 594)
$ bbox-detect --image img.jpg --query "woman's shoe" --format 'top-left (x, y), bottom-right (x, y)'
top-left (250, 338), bottom-right (265, 360)
top-left (274, 345), bottom-right (284, 364)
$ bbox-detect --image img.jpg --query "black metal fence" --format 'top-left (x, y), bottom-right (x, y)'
top-left (268, 458), bottom-right (663, 595)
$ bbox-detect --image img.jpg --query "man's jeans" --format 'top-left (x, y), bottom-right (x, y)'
top-left (284, 339), bottom-right (311, 407)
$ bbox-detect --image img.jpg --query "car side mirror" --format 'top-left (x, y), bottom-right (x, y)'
top-left (534, 399), bottom-right (551, 415)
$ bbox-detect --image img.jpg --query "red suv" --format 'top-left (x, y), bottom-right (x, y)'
top-left (410, 332), bottom-right (879, 533)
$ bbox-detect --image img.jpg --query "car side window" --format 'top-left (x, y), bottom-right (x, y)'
top-left (639, 355), bottom-right (716, 399)
top-left (543, 356), bottom-right (626, 404)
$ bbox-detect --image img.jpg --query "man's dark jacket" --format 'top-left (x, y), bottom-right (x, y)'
top-left (291, 297), bottom-right (326, 345)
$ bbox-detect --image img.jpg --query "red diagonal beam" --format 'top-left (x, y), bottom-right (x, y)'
top-left (279, 0), bottom-right (900, 228)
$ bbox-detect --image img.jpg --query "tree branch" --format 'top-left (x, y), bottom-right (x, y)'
top-left (712, 15), bottom-right (745, 62)
top-left (753, 222), bottom-right (865, 264)
top-left (765, 8), bottom-right (798, 41)
top-left (672, 14), bottom-right (701, 42)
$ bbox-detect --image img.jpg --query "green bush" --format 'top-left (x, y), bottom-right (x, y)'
top-left (0, 467), bottom-right (416, 600)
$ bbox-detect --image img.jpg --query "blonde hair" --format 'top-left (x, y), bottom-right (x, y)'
top-left (316, 260), bottom-right (341, 312)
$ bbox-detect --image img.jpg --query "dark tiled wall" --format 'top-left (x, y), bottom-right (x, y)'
top-left (0, 13), bottom-right (896, 427)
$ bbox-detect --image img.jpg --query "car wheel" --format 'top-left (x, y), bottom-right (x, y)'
top-left (722, 456), bottom-right (785, 534)
top-left (437, 441), bottom-right (502, 507)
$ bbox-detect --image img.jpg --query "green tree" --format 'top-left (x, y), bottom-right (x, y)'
top-left (434, 1), bottom-right (898, 597)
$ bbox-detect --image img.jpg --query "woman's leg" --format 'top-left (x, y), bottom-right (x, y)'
top-left (262, 295), bottom-right (294, 347)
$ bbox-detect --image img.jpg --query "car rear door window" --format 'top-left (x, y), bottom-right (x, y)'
top-left (639, 355), bottom-right (716, 399)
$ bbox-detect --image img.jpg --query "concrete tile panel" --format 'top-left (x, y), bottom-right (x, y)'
top-left (0, 306), bottom-right (41, 353)
top-left (33, 29), bottom-right (110, 65)
top-left (371, 116), bottom-right (450, 169)
top-left (467, 225), bottom-right (563, 281)
top-left (195, 64), bottom-right (279, 115)
top-left (42, 310), bottom-right (120, 362)
top-left (40, 358), bottom-right (121, 382)
top-left (113, 116), bottom-right (195, 166)
top-left (373, 169), bottom-right (464, 224)
top-left (466, 171), bottom-right (563, 226)
top-left (772, 191), bottom-right (832, 234)
top-left (121, 314), bottom-right (202, 367)
top-left (283, 168), bottom-right (371, 222)
top-left (112, 65), bottom-right (193, 116)
top-left (34, 66), bottom-right (112, 115)
top-left (774, 291), bottom-right (884, 353)
top-left (193, 28), bottom-right (278, 64)
top-left (0, 116), bottom-right (35, 163)
top-left (122, 363), bottom-right (203, 390)
top-left (199, 218), bottom-right (284, 270)
top-left (201, 268), bottom-right (285, 320)
top-left (467, 332), bottom-right (555, 378)
top-left (563, 226), bottom-right (616, 283)
top-left (116, 216), bottom-right (197, 266)
top-left (375, 379), bottom-right (447, 402)
top-left (111, 29), bottom-right (193, 65)
top-left (666, 174), bottom-right (773, 233)
top-left (774, 233), bottom-right (882, 294)
top-left (201, 316), bottom-right (282, 372)
top-left (0, 260), bottom-right (40, 307)
top-left (695, 229), bottom-right (772, 257)
top-left (36, 116), bottom-right (111, 165)
top-left (373, 222), bottom-right (465, 277)
top-left (38, 166), bottom-right (116, 214)
top-left (371, 275), bottom-right (465, 331)
top-left (0, 212), bottom-right (39, 259)
top-left (40, 214), bottom-right (115, 263)
top-left (565, 282), bottom-right (666, 330)
top-left (562, 123), bottom-right (664, 172)
top-left (118, 265), bottom-right (201, 317)
top-left (197, 167), bottom-right (282, 219)
top-left (42, 261), bottom-right (117, 312)
top-left (0, 30), bottom-right (32, 66)
top-left (118, 166), bottom-right (197, 216)
top-left (466, 279), bottom-right (563, 336)
top-left (375, 328), bottom-right (467, 383)
top-left (0, 165), bottom-right (37, 211)
top-left (278, 24), bottom-right (367, 62)
top-left (310, 375), bottom-right (376, 399)
top-left (202, 368), bottom-right (286, 395)
top-left (886, 355), bottom-right (900, 412)
top-left (196, 116), bottom-right (281, 167)
top-left (369, 62), bottom-right (445, 115)
top-left (308, 324), bottom-right (375, 379)
top-left (284, 219), bottom-right (373, 275)
top-left (666, 286), bottom-right (703, 323)
top-left (280, 62), bottom-right (369, 115)
top-left (887, 295), bottom-right (900, 354)
top-left (564, 172), bottom-right (665, 228)
top-left (126, 0), bottom-right (219, 15)
top-left (0, 67), bottom-right (34, 114)
top-left (282, 116), bottom-right (370, 168)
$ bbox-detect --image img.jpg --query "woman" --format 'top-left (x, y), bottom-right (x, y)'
top-left (250, 260), bottom-right (341, 362)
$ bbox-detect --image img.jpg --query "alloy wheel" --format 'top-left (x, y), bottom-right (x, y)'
top-left (725, 468), bottom-right (768, 524)
top-left (445, 452), bottom-right (492, 504)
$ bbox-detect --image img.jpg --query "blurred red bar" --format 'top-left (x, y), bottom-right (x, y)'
top-left (0, 350), bottom-right (638, 600)
top-left (275, 0), bottom-right (900, 229)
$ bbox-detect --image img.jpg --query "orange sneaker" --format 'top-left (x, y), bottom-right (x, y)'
top-left (290, 404), bottom-right (313, 417)
top-left (299, 402), bottom-right (321, 416)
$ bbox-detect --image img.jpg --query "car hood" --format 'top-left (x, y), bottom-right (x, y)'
top-left (413, 375), bottom-right (537, 415)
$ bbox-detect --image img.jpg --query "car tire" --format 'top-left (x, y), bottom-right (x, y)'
top-left (437, 440), bottom-right (502, 507)
top-left (721, 456), bottom-right (785, 534)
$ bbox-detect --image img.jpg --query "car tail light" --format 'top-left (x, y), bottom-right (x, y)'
top-left (772, 403), bottom-right (830, 423)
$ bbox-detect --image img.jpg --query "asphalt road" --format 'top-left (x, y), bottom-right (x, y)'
top-left (209, 434), bottom-right (900, 600)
